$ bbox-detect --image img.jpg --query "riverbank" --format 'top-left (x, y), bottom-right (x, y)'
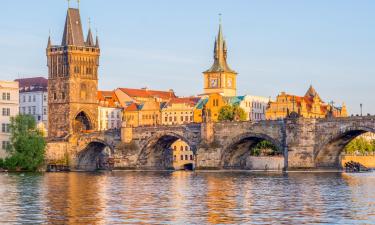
top-left (341, 155), bottom-right (375, 168)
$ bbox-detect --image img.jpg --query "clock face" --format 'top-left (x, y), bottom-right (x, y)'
top-left (210, 78), bottom-right (218, 88)
top-left (227, 78), bottom-right (232, 88)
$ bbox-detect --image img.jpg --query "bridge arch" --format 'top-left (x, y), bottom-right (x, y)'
top-left (315, 126), bottom-right (375, 168)
top-left (76, 140), bottom-right (114, 171)
top-left (137, 131), bottom-right (197, 170)
top-left (221, 132), bottom-right (284, 170)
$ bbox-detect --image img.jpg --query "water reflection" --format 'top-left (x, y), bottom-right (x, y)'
top-left (0, 171), bottom-right (373, 224)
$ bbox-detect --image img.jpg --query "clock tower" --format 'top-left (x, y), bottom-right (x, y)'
top-left (203, 22), bottom-right (237, 96)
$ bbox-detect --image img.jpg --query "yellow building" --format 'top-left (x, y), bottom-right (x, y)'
top-left (266, 86), bottom-right (348, 120)
top-left (194, 93), bottom-right (227, 123)
top-left (124, 101), bottom-right (161, 127)
top-left (203, 22), bottom-right (237, 97)
top-left (171, 139), bottom-right (195, 170)
top-left (161, 97), bottom-right (199, 125)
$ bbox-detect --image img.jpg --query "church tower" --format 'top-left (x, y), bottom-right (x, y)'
top-left (203, 22), bottom-right (237, 96)
top-left (47, 7), bottom-right (100, 138)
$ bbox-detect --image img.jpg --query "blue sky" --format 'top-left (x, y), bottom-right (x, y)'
top-left (1, 0), bottom-right (374, 114)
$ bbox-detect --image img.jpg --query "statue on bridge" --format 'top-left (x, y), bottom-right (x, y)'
top-left (202, 104), bottom-right (212, 123)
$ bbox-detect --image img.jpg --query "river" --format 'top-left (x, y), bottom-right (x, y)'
top-left (0, 171), bottom-right (374, 224)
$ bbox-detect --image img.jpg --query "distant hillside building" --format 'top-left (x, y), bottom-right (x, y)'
top-left (0, 81), bottom-right (19, 158)
top-left (266, 86), bottom-right (348, 120)
top-left (16, 77), bottom-right (48, 133)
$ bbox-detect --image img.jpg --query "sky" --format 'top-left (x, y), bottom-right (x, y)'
top-left (1, 0), bottom-right (374, 114)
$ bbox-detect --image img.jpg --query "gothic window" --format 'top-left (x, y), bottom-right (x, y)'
top-left (86, 67), bottom-right (93, 75)
top-left (74, 66), bottom-right (80, 74)
top-left (61, 92), bottom-right (65, 100)
top-left (80, 84), bottom-right (87, 100)
top-left (53, 92), bottom-right (57, 100)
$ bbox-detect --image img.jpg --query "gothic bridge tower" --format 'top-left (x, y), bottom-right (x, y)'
top-left (47, 7), bottom-right (100, 138)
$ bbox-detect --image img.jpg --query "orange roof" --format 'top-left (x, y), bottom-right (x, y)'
top-left (124, 102), bottom-right (139, 112)
top-left (98, 90), bottom-right (120, 108)
top-left (118, 88), bottom-right (176, 100)
top-left (167, 97), bottom-right (200, 107)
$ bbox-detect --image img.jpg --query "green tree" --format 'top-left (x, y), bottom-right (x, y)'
top-left (4, 115), bottom-right (46, 171)
top-left (345, 137), bottom-right (374, 155)
top-left (250, 140), bottom-right (281, 156)
top-left (218, 105), bottom-right (247, 122)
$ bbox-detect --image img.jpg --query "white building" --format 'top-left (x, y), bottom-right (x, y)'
top-left (0, 81), bottom-right (19, 158)
top-left (98, 91), bottom-right (123, 131)
top-left (240, 95), bottom-right (269, 121)
top-left (16, 77), bottom-right (48, 134)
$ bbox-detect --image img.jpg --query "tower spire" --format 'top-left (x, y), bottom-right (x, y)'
top-left (204, 14), bottom-right (235, 73)
top-left (47, 29), bottom-right (52, 48)
top-left (95, 28), bottom-right (100, 48)
top-left (86, 17), bottom-right (94, 46)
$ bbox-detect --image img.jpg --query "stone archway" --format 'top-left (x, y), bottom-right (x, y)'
top-left (221, 132), bottom-right (284, 170)
top-left (315, 126), bottom-right (375, 168)
top-left (76, 141), bottom-right (114, 171)
top-left (73, 111), bottom-right (92, 133)
top-left (137, 132), bottom-right (196, 170)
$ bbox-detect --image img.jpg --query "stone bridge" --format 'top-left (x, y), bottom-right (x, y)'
top-left (46, 116), bottom-right (375, 171)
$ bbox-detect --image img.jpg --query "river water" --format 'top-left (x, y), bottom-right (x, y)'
top-left (0, 171), bottom-right (374, 224)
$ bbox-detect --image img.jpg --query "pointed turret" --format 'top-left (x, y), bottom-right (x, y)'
top-left (95, 35), bottom-right (100, 48)
top-left (205, 22), bottom-right (235, 73)
top-left (305, 85), bottom-right (320, 100)
top-left (47, 35), bottom-right (52, 48)
top-left (61, 8), bottom-right (85, 46)
top-left (86, 28), bottom-right (94, 46)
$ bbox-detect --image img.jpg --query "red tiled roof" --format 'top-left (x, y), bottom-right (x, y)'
top-left (118, 88), bottom-right (176, 100)
top-left (124, 102), bottom-right (139, 112)
top-left (98, 90), bottom-right (120, 108)
top-left (15, 77), bottom-right (47, 92)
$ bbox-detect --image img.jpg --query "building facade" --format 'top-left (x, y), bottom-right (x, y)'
top-left (266, 86), bottom-right (348, 120)
top-left (240, 95), bottom-right (269, 121)
top-left (171, 139), bottom-right (195, 170)
top-left (161, 97), bottom-right (199, 125)
top-left (97, 91), bottom-right (122, 131)
top-left (0, 81), bottom-right (19, 158)
top-left (203, 22), bottom-right (237, 97)
top-left (16, 77), bottom-right (48, 133)
top-left (47, 7), bottom-right (100, 138)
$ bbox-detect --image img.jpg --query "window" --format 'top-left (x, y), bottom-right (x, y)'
top-left (6, 93), bottom-right (10, 101)
top-left (111, 112), bottom-right (114, 118)
top-left (174, 155), bottom-right (176, 162)
top-left (185, 146), bottom-right (188, 151)
top-left (2, 108), bottom-right (10, 116)
top-left (180, 155), bottom-right (183, 160)
top-left (61, 92), bottom-right (65, 100)
top-left (185, 116), bottom-right (189, 122)
top-left (185, 155), bottom-right (188, 160)
top-left (180, 146), bottom-right (183, 151)
top-left (2, 141), bottom-right (10, 150)
top-left (2, 124), bottom-right (10, 133)
top-left (165, 117), bottom-right (168, 122)
top-left (174, 146), bottom-right (177, 151)
top-left (2, 93), bottom-right (5, 100)
top-left (180, 116), bottom-right (183, 121)
top-left (33, 95), bottom-right (36, 102)
top-left (44, 95), bottom-right (47, 101)
top-left (28, 107), bottom-right (31, 114)
top-left (23, 95), bottom-right (26, 102)
top-left (28, 95), bottom-right (31, 102)
top-left (53, 92), bottom-right (57, 100)
top-left (190, 155), bottom-right (193, 160)
top-left (32, 106), bottom-right (36, 115)
top-left (43, 108), bottom-right (47, 115)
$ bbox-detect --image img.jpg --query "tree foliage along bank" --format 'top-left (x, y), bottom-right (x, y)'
top-left (0, 115), bottom-right (46, 171)
top-left (218, 105), bottom-right (247, 122)
top-left (344, 137), bottom-right (375, 155)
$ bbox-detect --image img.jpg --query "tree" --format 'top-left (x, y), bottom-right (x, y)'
top-left (218, 105), bottom-right (247, 122)
top-left (250, 140), bottom-right (281, 156)
top-left (345, 137), bottom-right (374, 155)
top-left (4, 115), bottom-right (46, 171)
